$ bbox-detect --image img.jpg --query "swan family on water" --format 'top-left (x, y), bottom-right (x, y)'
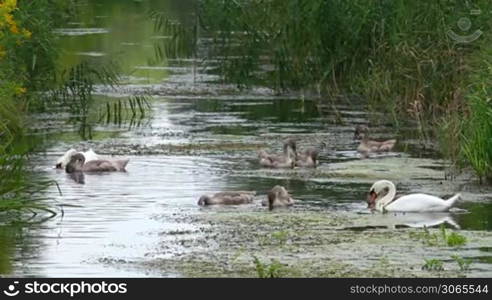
top-left (55, 125), bottom-right (461, 214)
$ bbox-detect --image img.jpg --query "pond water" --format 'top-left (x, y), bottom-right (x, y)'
top-left (0, 0), bottom-right (491, 277)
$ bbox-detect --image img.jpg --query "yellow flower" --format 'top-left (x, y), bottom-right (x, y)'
top-left (1, 1), bottom-right (19, 33)
top-left (2, 0), bottom-right (17, 11)
top-left (9, 24), bottom-right (19, 34)
top-left (5, 13), bottom-right (15, 25)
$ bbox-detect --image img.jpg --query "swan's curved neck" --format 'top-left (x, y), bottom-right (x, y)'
top-left (376, 181), bottom-right (397, 212)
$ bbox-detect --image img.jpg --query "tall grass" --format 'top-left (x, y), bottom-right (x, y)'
top-left (458, 43), bottom-right (492, 183)
top-left (200, 1), bottom-right (487, 108)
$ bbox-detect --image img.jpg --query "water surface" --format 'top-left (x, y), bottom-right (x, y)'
top-left (0, 0), bottom-right (490, 277)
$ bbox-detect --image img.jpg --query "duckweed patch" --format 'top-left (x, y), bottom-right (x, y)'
top-left (164, 142), bottom-right (266, 153)
top-left (133, 210), bottom-right (492, 277)
top-left (96, 142), bottom-right (267, 156)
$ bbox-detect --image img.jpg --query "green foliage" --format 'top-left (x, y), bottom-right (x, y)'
top-left (440, 225), bottom-right (468, 247)
top-left (423, 255), bottom-right (473, 273)
top-left (409, 226), bottom-right (440, 246)
top-left (99, 96), bottom-right (152, 130)
top-left (35, 57), bottom-right (126, 140)
top-left (1, 0), bottom-right (76, 93)
top-left (459, 47), bottom-right (492, 182)
top-left (422, 258), bottom-right (444, 271)
top-left (446, 232), bottom-right (468, 247)
top-left (451, 255), bottom-right (472, 271)
top-left (409, 225), bottom-right (467, 247)
top-left (0, 0), bottom-right (75, 213)
top-left (199, 1), bottom-right (490, 102)
top-left (270, 231), bottom-right (289, 245)
top-left (252, 256), bottom-right (284, 278)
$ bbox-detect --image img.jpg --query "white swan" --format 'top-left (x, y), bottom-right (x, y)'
top-left (367, 180), bottom-right (460, 212)
top-left (55, 148), bottom-right (100, 169)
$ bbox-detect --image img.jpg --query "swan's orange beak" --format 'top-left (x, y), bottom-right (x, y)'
top-left (367, 191), bottom-right (377, 210)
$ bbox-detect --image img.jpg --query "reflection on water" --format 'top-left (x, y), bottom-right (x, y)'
top-left (57, 0), bottom-right (192, 84)
top-left (68, 172), bottom-right (86, 184)
top-left (376, 212), bottom-right (460, 229)
top-left (0, 227), bottom-right (15, 274)
top-left (456, 202), bottom-right (492, 230)
top-left (0, 0), bottom-right (490, 277)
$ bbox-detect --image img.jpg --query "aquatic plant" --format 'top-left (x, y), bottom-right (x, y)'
top-left (451, 255), bottom-right (472, 272)
top-left (459, 54), bottom-right (492, 183)
top-left (252, 256), bottom-right (284, 278)
top-left (445, 232), bottom-right (468, 247)
top-left (38, 60), bottom-right (123, 139)
top-left (409, 227), bottom-right (440, 246)
top-left (98, 95), bottom-right (152, 130)
top-left (150, 10), bottom-right (196, 62)
top-left (258, 230), bottom-right (290, 247)
top-left (440, 225), bottom-right (467, 247)
top-left (409, 225), bottom-right (467, 247)
top-left (422, 259), bottom-right (444, 271)
top-left (271, 231), bottom-right (289, 246)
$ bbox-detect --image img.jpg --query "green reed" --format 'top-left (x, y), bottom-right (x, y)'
top-left (438, 34), bottom-right (492, 182)
top-left (150, 10), bottom-right (197, 62)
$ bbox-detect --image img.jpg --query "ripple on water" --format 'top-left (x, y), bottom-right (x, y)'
top-left (54, 28), bottom-right (110, 36)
